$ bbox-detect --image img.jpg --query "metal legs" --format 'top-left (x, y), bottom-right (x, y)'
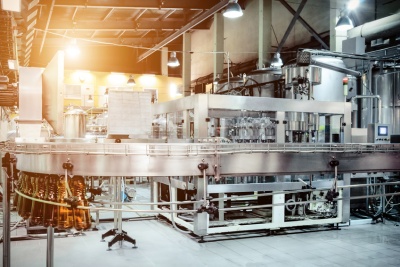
top-left (101, 177), bottom-right (137, 250)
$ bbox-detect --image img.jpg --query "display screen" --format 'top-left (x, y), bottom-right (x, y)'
top-left (378, 126), bottom-right (388, 136)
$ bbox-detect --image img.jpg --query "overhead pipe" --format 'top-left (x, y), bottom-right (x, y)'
top-left (310, 59), bottom-right (362, 77)
top-left (348, 12), bottom-right (400, 41)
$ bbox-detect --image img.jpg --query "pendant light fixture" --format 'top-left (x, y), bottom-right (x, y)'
top-left (335, 13), bottom-right (354, 31)
top-left (167, 52), bottom-right (180, 67)
top-left (127, 75), bottom-right (136, 86)
top-left (223, 0), bottom-right (243, 18)
top-left (270, 53), bottom-right (283, 68)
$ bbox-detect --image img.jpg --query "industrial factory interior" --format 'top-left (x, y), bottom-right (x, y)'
top-left (1, 0), bottom-right (400, 266)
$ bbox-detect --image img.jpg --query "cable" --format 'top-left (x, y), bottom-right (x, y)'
top-left (34, 28), bottom-right (297, 56)
top-left (168, 177), bottom-right (191, 234)
top-left (168, 177), bottom-right (192, 234)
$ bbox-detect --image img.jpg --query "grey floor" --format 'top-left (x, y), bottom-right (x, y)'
top-left (2, 182), bottom-right (400, 267)
top-left (2, 219), bottom-right (400, 267)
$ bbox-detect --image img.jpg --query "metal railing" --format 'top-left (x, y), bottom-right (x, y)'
top-left (5, 141), bottom-right (400, 157)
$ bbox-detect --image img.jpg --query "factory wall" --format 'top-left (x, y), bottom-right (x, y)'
top-left (63, 70), bottom-right (183, 109)
top-left (190, 0), bottom-right (330, 82)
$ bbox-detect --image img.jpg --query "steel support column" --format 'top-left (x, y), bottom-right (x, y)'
top-left (161, 47), bottom-right (168, 76)
top-left (213, 13), bottom-right (224, 81)
top-left (258, 0), bottom-right (272, 69)
top-left (182, 32), bottom-right (191, 96)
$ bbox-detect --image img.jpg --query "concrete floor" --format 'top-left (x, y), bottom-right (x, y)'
top-left (2, 182), bottom-right (400, 267)
top-left (2, 218), bottom-right (400, 267)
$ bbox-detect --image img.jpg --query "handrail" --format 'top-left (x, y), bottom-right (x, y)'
top-left (5, 142), bottom-right (400, 157)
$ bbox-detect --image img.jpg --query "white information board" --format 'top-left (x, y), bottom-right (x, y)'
top-left (107, 90), bottom-right (152, 138)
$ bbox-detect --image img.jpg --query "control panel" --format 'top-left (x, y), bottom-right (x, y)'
top-left (367, 123), bottom-right (391, 144)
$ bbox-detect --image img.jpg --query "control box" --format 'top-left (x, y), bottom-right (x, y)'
top-left (367, 123), bottom-right (391, 144)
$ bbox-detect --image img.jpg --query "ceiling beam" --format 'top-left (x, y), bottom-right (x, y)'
top-left (158, 9), bottom-right (176, 21)
top-left (102, 8), bottom-right (115, 21)
top-left (278, 0), bottom-right (329, 50)
top-left (38, 0), bottom-right (220, 10)
top-left (36, 20), bottom-right (211, 31)
top-left (39, 0), bottom-right (55, 55)
top-left (133, 9), bottom-right (146, 21)
top-left (138, 0), bottom-right (229, 62)
top-left (31, 37), bottom-right (180, 46)
top-left (71, 7), bottom-right (78, 21)
top-left (276, 0), bottom-right (307, 53)
top-left (117, 30), bottom-right (125, 38)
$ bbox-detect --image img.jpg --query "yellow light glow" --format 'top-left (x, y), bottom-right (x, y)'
top-left (108, 73), bottom-right (126, 86)
top-left (139, 74), bottom-right (156, 87)
top-left (169, 83), bottom-right (178, 96)
top-left (66, 39), bottom-right (80, 58)
top-left (169, 83), bottom-right (183, 97)
top-left (72, 70), bottom-right (91, 83)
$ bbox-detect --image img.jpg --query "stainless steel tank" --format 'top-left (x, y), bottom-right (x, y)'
top-left (372, 67), bottom-right (400, 134)
top-left (282, 57), bottom-right (345, 143)
top-left (312, 57), bottom-right (346, 102)
top-left (284, 57), bottom-right (345, 102)
top-left (246, 68), bottom-right (282, 97)
top-left (64, 108), bottom-right (87, 138)
top-left (284, 66), bottom-right (321, 85)
top-left (214, 77), bottom-right (244, 94)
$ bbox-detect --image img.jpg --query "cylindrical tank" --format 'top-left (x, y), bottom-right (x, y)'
top-left (63, 109), bottom-right (87, 138)
top-left (359, 73), bottom-right (374, 128)
top-left (215, 77), bottom-right (244, 94)
top-left (372, 67), bottom-right (400, 134)
top-left (283, 57), bottom-right (348, 102)
top-left (312, 57), bottom-right (346, 102)
top-left (287, 112), bottom-right (307, 131)
top-left (284, 66), bottom-right (321, 85)
top-left (246, 68), bottom-right (282, 97)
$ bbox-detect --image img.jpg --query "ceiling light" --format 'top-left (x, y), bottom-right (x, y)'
top-left (167, 52), bottom-right (180, 67)
top-left (347, 0), bottom-right (360, 10)
top-left (270, 53), bottom-right (283, 68)
top-left (8, 59), bottom-right (17, 70)
top-left (335, 14), bottom-right (354, 31)
top-left (213, 74), bottom-right (221, 85)
top-left (66, 38), bottom-right (80, 57)
top-left (223, 0), bottom-right (243, 18)
top-left (127, 75), bottom-right (136, 86)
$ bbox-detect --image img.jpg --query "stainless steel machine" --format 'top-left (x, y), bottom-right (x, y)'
top-left (149, 93), bottom-right (399, 235)
top-left (1, 52), bottom-right (400, 248)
